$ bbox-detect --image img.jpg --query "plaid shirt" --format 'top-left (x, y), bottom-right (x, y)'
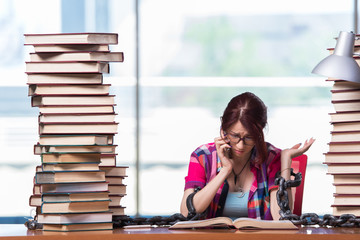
top-left (184, 142), bottom-right (281, 220)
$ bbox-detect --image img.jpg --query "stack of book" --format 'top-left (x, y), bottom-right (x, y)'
top-left (324, 36), bottom-right (360, 217)
top-left (25, 33), bottom-right (128, 232)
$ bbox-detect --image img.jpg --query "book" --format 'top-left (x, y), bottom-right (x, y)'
top-left (332, 100), bottom-right (360, 112)
top-left (109, 206), bottom-right (126, 216)
top-left (333, 194), bottom-right (360, 205)
top-left (42, 222), bottom-right (113, 232)
top-left (29, 194), bottom-right (41, 207)
top-left (42, 163), bottom-right (100, 171)
top-left (39, 113), bottom-right (117, 123)
top-left (41, 200), bottom-right (110, 213)
top-left (32, 44), bottom-right (110, 53)
top-left (32, 95), bottom-right (115, 106)
top-left (324, 152), bottom-right (360, 163)
top-left (332, 206), bottom-right (360, 216)
top-left (39, 135), bottom-right (113, 145)
top-left (330, 80), bottom-right (360, 91)
top-left (35, 170), bottom-right (106, 184)
top-left (34, 144), bottom-right (116, 154)
top-left (328, 142), bottom-right (360, 152)
top-left (325, 163), bottom-right (360, 174)
top-left (333, 184), bottom-right (360, 194)
top-left (108, 184), bottom-right (126, 194)
top-left (42, 192), bottom-right (109, 202)
top-left (26, 61), bottom-right (109, 73)
top-left (39, 122), bottom-right (118, 135)
top-left (27, 73), bottom-right (103, 85)
top-left (333, 174), bottom-right (360, 184)
top-left (41, 153), bottom-right (101, 164)
top-left (24, 33), bottom-right (118, 45)
top-left (169, 217), bottom-right (298, 230)
top-left (99, 154), bottom-right (117, 167)
top-left (40, 181), bottom-right (109, 193)
top-left (106, 176), bottom-right (125, 185)
top-left (37, 212), bottom-right (112, 224)
top-left (331, 89), bottom-right (360, 101)
top-left (331, 122), bottom-right (360, 132)
top-left (29, 52), bottom-right (124, 62)
top-left (329, 112), bottom-right (360, 123)
top-left (109, 194), bottom-right (125, 206)
top-left (29, 84), bottom-right (110, 96)
top-left (100, 166), bottom-right (127, 176)
top-left (330, 131), bottom-right (360, 142)
top-left (38, 105), bottom-right (115, 114)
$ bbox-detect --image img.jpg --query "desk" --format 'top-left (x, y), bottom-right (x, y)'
top-left (1, 224), bottom-right (360, 240)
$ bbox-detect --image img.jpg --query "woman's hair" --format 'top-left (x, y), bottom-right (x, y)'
top-left (221, 92), bottom-right (268, 164)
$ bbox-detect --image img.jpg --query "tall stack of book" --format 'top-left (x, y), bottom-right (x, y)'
top-left (324, 36), bottom-right (360, 217)
top-left (25, 33), bottom-right (128, 232)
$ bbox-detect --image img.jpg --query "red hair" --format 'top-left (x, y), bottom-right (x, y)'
top-left (221, 92), bottom-right (268, 164)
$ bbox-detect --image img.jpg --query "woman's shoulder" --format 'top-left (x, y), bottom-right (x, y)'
top-left (266, 142), bottom-right (282, 154)
top-left (192, 142), bottom-right (217, 157)
top-left (265, 142), bottom-right (282, 163)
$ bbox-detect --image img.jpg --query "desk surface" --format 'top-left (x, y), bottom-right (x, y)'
top-left (1, 224), bottom-right (360, 240)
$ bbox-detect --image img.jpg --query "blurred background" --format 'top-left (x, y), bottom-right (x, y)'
top-left (0, 0), bottom-right (355, 221)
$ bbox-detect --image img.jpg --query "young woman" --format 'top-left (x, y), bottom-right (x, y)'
top-left (180, 92), bottom-right (314, 220)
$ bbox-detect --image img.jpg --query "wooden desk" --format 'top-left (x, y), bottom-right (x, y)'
top-left (1, 224), bottom-right (360, 240)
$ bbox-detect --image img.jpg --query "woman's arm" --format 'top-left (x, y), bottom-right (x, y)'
top-left (180, 136), bottom-right (233, 217)
top-left (270, 138), bottom-right (315, 220)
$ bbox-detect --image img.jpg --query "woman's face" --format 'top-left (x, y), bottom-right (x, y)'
top-left (224, 121), bottom-right (255, 159)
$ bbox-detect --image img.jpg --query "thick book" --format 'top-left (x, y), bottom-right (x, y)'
top-left (37, 212), bottom-right (112, 224)
top-left (39, 135), bottom-right (113, 145)
top-left (39, 122), bottom-right (118, 135)
top-left (29, 194), bottom-right (41, 207)
top-left (106, 176), bottom-right (125, 185)
top-left (333, 194), bottom-right (360, 205)
top-left (332, 100), bottom-right (360, 112)
top-left (330, 80), bottom-right (360, 91)
top-left (26, 61), bottom-right (110, 73)
top-left (108, 184), bottom-right (127, 195)
top-left (38, 105), bottom-right (115, 114)
top-left (331, 89), bottom-right (360, 101)
top-left (42, 162), bottom-right (100, 171)
top-left (24, 33), bottom-right (118, 45)
top-left (32, 44), bottom-right (110, 53)
top-left (42, 192), bottom-right (110, 202)
top-left (330, 131), bottom-right (360, 142)
top-left (35, 170), bottom-right (106, 184)
top-left (169, 217), bottom-right (298, 230)
top-left (39, 113), bottom-right (117, 123)
top-left (99, 154), bottom-right (117, 167)
top-left (41, 199), bottom-right (110, 213)
top-left (32, 95), bottom-right (115, 106)
top-left (331, 122), bottom-right (360, 132)
top-left (99, 166), bottom-right (127, 177)
top-left (34, 144), bottom-right (117, 154)
top-left (333, 174), bottom-right (360, 184)
top-left (30, 51), bottom-right (124, 62)
top-left (329, 112), bottom-right (360, 123)
top-left (41, 153), bottom-right (101, 164)
top-left (333, 183), bottom-right (360, 194)
top-left (109, 206), bottom-right (126, 216)
top-left (29, 84), bottom-right (110, 96)
top-left (109, 194), bottom-right (125, 206)
top-left (328, 142), bottom-right (360, 152)
top-left (41, 181), bottom-right (109, 193)
top-left (325, 162), bottom-right (360, 174)
top-left (27, 73), bottom-right (103, 85)
top-left (42, 222), bottom-right (113, 232)
top-left (324, 152), bottom-right (360, 163)
top-left (332, 206), bottom-right (360, 217)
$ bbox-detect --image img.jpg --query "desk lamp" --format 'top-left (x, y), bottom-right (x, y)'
top-left (312, 31), bottom-right (360, 83)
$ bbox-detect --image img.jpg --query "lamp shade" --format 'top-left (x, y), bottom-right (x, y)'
top-left (312, 31), bottom-right (360, 83)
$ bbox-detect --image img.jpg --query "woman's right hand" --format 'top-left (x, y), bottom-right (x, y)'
top-left (214, 133), bottom-right (233, 175)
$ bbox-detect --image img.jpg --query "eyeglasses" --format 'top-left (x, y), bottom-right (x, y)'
top-left (223, 131), bottom-right (255, 146)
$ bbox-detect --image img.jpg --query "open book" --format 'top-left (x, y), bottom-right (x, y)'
top-left (169, 217), bottom-right (298, 230)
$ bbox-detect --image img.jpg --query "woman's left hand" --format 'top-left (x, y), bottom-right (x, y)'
top-left (281, 138), bottom-right (315, 165)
